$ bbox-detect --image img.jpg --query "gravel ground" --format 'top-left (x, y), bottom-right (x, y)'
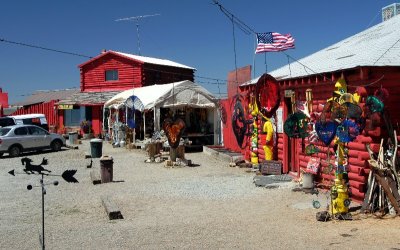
top-left (1, 140), bottom-right (400, 250)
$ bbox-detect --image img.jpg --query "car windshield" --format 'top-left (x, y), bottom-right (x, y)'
top-left (0, 128), bottom-right (11, 136)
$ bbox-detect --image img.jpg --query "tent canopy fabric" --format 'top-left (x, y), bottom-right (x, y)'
top-left (104, 80), bottom-right (218, 110)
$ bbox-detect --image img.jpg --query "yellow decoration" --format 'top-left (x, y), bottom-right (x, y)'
top-left (331, 178), bottom-right (350, 214)
top-left (334, 78), bottom-right (347, 95)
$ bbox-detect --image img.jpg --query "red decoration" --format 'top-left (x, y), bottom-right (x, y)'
top-left (256, 74), bottom-right (280, 118)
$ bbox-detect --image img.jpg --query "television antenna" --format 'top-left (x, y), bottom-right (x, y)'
top-left (115, 14), bottom-right (160, 55)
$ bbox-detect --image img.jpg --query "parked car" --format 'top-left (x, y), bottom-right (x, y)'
top-left (0, 124), bottom-right (66, 157)
top-left (0, 114), bottom-right (49, 131)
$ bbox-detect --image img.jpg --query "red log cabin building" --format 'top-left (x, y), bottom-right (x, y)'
top-left (56, 50), bottom-right (195, 136)
top-left (221, 13), bottom-right (400, 203)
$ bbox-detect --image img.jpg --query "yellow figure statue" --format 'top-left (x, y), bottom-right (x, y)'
top-left (262, 117), bottom-right (274, 160)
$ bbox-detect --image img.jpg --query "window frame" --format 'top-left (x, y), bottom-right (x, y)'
top-left (105, 69), bottom-right (119, 81)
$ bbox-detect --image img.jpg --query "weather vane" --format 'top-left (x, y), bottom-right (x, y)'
top-left (115, 13), bottom-right (160, 55)
top-left (8, 157), bottom-right (78, 250)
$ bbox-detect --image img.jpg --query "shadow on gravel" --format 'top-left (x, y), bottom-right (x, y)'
top-left (0, 148), bottom-right (69, 159)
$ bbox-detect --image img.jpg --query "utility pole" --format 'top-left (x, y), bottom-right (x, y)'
top-left (115, 14), bottom-right (160, 55)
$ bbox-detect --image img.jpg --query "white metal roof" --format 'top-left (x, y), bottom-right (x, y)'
top-left (104, 80), bottom-right (217, 110)
top-left (113, 51), bottom-right (196, 70)
top-left (243, 14), bottom-right (400, 86)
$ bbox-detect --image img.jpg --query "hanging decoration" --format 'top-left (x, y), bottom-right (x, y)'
top-left (231, 96), bottom-right (248, 148)
top-left (283, 111), bottom-right (309, 139)
top-left (336, 119), bottom-right (360, 143)
top-left (315, 120), bottom-right (338, 146)
top-left (365, 96), bottom-right (384, 113)
top-left (255, 74), bottom-right (280, 118)
top-left (305, 144), bottom-right (320, 155)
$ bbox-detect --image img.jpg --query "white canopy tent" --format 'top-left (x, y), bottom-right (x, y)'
top-left (104, 80), bottom-right (219, 143)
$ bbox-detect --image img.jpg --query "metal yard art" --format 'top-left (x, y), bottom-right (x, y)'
top-left (284, 77), bottom-right (400, 220)
top-left (8, 157), bottom-right (78, 250)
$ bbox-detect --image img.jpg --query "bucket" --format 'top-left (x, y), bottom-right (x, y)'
top-left (68, 132), bottom-right (78, 145)
top-left (90, 139), bottom-right (103, 158)
top-left (302, 172), bottom-right (314, 189)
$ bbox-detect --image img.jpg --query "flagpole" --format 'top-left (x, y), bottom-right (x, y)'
top-left (264, 52), bottom-right (267, 73)
top-left (253, 33), bottom-right (257, 79)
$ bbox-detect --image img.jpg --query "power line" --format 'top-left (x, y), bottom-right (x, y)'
top-left (0, 37), bottom-right (227, 83)
top-left (211, 1), bottom-right (328, 80)
top-left (0, 38), bottom-right (92, 58)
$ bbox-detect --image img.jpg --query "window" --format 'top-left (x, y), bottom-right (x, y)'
top-left (14, 127), bottom-right (28, 135)
top-left (28, 126), bottom-right (47, 135)
top-left (105, 70), bottom-right (118, 81)
top-left (65, 108), bottom-right (81, 126)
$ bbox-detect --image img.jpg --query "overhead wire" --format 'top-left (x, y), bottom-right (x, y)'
top-left (0, 38), bottom-right (92, 58)
top-left (1, 37), bottom-right (227, 86)
top-left (211, 1), bottom-right (324, 80)
top-left (212, 1), bottom-right (398, 90)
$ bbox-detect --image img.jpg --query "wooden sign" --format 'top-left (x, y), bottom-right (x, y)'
top-left (260, 160), bottom-right (282, 175)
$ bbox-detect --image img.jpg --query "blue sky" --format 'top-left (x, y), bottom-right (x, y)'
top-left (0, 1), bottom-right (395, 104)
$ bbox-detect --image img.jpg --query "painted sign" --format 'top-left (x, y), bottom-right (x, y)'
top-left (58, 104), bottom-right (73, 110)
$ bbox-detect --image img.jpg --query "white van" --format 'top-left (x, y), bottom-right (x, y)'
top-left (0, 114), bottom-right (49, 131)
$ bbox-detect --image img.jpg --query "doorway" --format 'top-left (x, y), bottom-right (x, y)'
top-left (283, 96), bottom-right (298, 174)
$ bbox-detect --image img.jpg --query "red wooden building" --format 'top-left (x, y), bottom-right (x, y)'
top-left (0, 88), bottom-right (9, 117)
top-left (10, 88), bottom-right (79, 130)
top-left (222, 13), bottom-right (400, 203)
top-left (57, 50), bottom-right (196, 136)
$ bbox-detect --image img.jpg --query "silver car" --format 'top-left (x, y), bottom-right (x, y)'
top-left (0, 124), bottom-right (66, 157)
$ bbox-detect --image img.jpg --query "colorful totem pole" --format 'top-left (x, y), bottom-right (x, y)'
top-left (249, 94), bottom-right (259, 164)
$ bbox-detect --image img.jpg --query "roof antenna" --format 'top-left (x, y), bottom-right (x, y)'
top-left (115, 14), bottom-right (160, 56)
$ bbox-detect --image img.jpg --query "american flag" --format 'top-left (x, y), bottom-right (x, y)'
top-left (255, 32), bottom-right (295, 53)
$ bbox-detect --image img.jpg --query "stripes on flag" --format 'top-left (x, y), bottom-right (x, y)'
top-left (255, 32), bottom-right (295, 53)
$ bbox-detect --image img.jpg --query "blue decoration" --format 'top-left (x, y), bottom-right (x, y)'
top-left (336, 119), bottom-right (360, 143)
top-left (315, 120), bottom-right (338, 146)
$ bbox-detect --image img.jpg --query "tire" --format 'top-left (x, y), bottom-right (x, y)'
top-left (51, 140), bottom-right (62, 152)
top-left (9, 145), bottom-right (21, 157)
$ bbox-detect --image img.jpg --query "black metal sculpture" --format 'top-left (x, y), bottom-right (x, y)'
top-left (8, 157), bottom-right (78, 250)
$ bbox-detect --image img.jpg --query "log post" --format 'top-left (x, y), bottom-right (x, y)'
top-left (170, 147), bottom-right (177, 162)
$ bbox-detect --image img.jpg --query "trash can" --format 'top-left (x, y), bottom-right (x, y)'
top-left (90, 139), bottom-right (103, 158)
top-left (68, 132), bottom-right (78, 145)
top-left (100, 155), bottom-right (113, 183)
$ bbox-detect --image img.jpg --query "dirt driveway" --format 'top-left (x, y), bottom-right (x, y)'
top-left (0, 141), bottom-right (399, 249)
